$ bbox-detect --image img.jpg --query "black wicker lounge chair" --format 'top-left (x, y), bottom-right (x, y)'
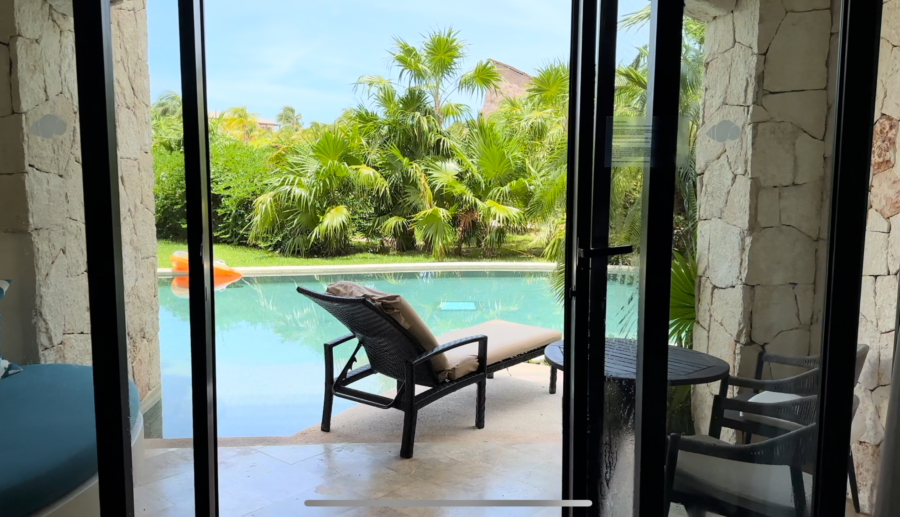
top-left (708, 345), bottom-right (869, 512)
top-left (297, 285), bottom-right (561, 458)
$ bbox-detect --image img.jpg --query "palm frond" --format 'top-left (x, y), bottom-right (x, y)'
top-left (669, 251), bottom-right (697, 347)
top-left (458, 59), bottom-right (501, 97)
top-left (412, 206), bottom-right (456, 259)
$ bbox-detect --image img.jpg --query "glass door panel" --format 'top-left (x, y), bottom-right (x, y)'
top-left (585, 0), bottom-right (868, 515)
top-left (595, 2), bottom-right (651, 512)
top-left (182, 0), bottom-right (576, 513)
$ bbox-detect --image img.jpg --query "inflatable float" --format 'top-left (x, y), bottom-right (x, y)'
top-left (169, 251), bottom-right (242, 298)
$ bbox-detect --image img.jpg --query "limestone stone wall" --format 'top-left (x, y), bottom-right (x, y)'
top-left (693, 0), bottom-right (835, 442)
top-left (0, 0), bottom-right (160, 404)
top-left (692, 0), bottom-right (895, 512)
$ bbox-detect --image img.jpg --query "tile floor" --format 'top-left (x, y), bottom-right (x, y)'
top-left (135, 442), bottom-right (563, 516)
top-left (134, 443), bottom-right (865, 516)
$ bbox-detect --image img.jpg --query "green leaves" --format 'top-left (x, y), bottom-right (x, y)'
top-left (392, 39), bottom-right (430, 85)
top-left (311, 131), bottom-right (352, 171)
top-left (412, 207), bottom-right (456, 259)
top-left (422, 28), bottom-right (465, 80)
top-left (313, 206), bottom-right (351, 240)
top-left (526, 61), bottom-right (569, 113)
top-left (669, 251), bottom-right (697, 347)
top-left (481, 200), bottom-right (523, 226)
top-left (350, 165), bottom-right (389, 197)
top-left (380, 216), bottom-right (410, 236)
top-left (247, 127), bottom-right (368, 256)
top-left (458, 60), bottom-right (501, 96)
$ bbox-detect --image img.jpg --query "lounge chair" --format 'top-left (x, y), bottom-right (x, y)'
top-left (708, 344), bottom-right (869, 512)
top-left (297, 282), bottom-right (562, 458)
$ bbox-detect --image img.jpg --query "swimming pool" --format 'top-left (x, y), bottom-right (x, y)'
top-left (156, 271), bottom-right (638, 438)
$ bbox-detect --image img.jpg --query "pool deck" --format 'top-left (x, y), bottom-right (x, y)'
top-left (157, 261), bottom-right (638, 278)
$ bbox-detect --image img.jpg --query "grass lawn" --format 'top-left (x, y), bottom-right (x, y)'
top-left (157, 234), bottom-right (548, 268)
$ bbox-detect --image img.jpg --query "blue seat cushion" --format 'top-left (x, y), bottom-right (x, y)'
top-left (0, 364), bottom-right (140, 516)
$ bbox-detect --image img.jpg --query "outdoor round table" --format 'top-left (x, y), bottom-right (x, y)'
top-left (543, 338), bottom-right (729, 513)
top-left (543, 338), bottom-right (729, 385)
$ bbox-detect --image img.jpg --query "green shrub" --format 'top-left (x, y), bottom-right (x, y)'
top-left (209, 135), bottom-right (271, 245)
top-left (153, 147), bottom-right (187, 240)
top-left (152, 134), bottom-right (272, 244)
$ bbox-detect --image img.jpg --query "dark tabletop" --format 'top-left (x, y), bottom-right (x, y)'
top-left (543, 338), bottom-right (729, 386)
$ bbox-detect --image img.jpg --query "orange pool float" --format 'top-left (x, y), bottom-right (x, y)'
top-left (170, 250), bottom-right (243, 280)
top-left (169, 251), bottom-right (242, 298)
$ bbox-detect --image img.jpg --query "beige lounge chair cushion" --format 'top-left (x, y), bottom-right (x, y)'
top-left (434, 320), bottom-right (562, 381)
top-left (325, 282), bottom-right (448, 372)
top-left (674, 435), bottom-right (812, 517)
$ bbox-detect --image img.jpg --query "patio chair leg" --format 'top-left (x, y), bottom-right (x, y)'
top-left (549, 366), bottom-right (557, 394)
top-left (400, 407), bottom-right (418, 459)
top-left (321, 384), bottom-right (333, 432)
top-left (684, 505), bottom-right (706, 517)
top-left (476, 378), bottom-right (486, 429)
top-left (487, 372), bottom-right (494, 379)
top-left (322, 343), bottom-right (335, 432)
top-left (400, 364), bottom-right (418, 459)
top-left (849, 450), bottom-right (861, 513)
top-left (790, 466), bottom-right (806, 517)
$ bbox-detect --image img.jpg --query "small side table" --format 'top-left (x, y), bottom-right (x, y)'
top-left (544, 340), bottom-right (564, 394)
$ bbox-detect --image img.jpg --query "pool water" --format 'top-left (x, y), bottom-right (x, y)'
top-left (157, 271), bottom-right (638, 438)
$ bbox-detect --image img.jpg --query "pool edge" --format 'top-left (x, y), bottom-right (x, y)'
top-left (157, 262), bottom-right (638, 278)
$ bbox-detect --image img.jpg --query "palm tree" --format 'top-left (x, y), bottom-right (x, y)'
top-left (249, 127), bottom-right (388, 256)
top-left (218, 106), bottom-right (263, 142)
top-left (151, 90), bottom-right (183, 119)
top-left (351, 62), bottom-right (529, 258)
top-left (151, 91), bottom-right (184, 152)
top-left (276, 106), bottom-right (303, 130)
top-left (386, 28), bottom-right (502, 126)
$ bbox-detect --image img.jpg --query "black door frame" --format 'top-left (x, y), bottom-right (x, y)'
top-left (632, 1), bottom-right (685, 515)
top-left (70, 0), bottom-right (886, 514)
top-left (563, 0), bottom-right (599, 510)
top-left (814, 0), bottom-right (884, 512)
top-left (72, 1), bottom-right (137, 514)
top-left (563, 0), bottom-right (687, 513)
top-left (176, 0), bottom-right (220, 514)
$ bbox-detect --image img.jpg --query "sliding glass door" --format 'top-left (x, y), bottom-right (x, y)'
top-left (46, 0), bottom-right (893, 515)
top-left (573, 0), bottom-right (888, 516)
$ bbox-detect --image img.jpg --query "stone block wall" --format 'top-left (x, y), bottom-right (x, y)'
top-left (693, 0), bottom-right (835, 444)
top-left (0, 0), bottom-right (160, 404)
top-left (691, 0), bottom-right (898, 512)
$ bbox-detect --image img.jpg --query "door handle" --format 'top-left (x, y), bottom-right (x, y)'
top-left (579, 245), bottom-right (634, 259)
top-left (571, 245), bottom-right (634, 297)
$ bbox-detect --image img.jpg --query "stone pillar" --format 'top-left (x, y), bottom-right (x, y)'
top-left (0, 0), bottom-right (160, 405)
top-left (692, 0), bottom-right (899, 511)
top-left (692, 0), bottom-right (834, 444)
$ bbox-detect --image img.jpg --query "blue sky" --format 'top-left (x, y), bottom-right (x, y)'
top-left (148, 0), bottom-right (650, 123)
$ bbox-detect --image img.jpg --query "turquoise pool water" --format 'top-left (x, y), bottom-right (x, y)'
top-left (157, 271), bottom-right (638, 438)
